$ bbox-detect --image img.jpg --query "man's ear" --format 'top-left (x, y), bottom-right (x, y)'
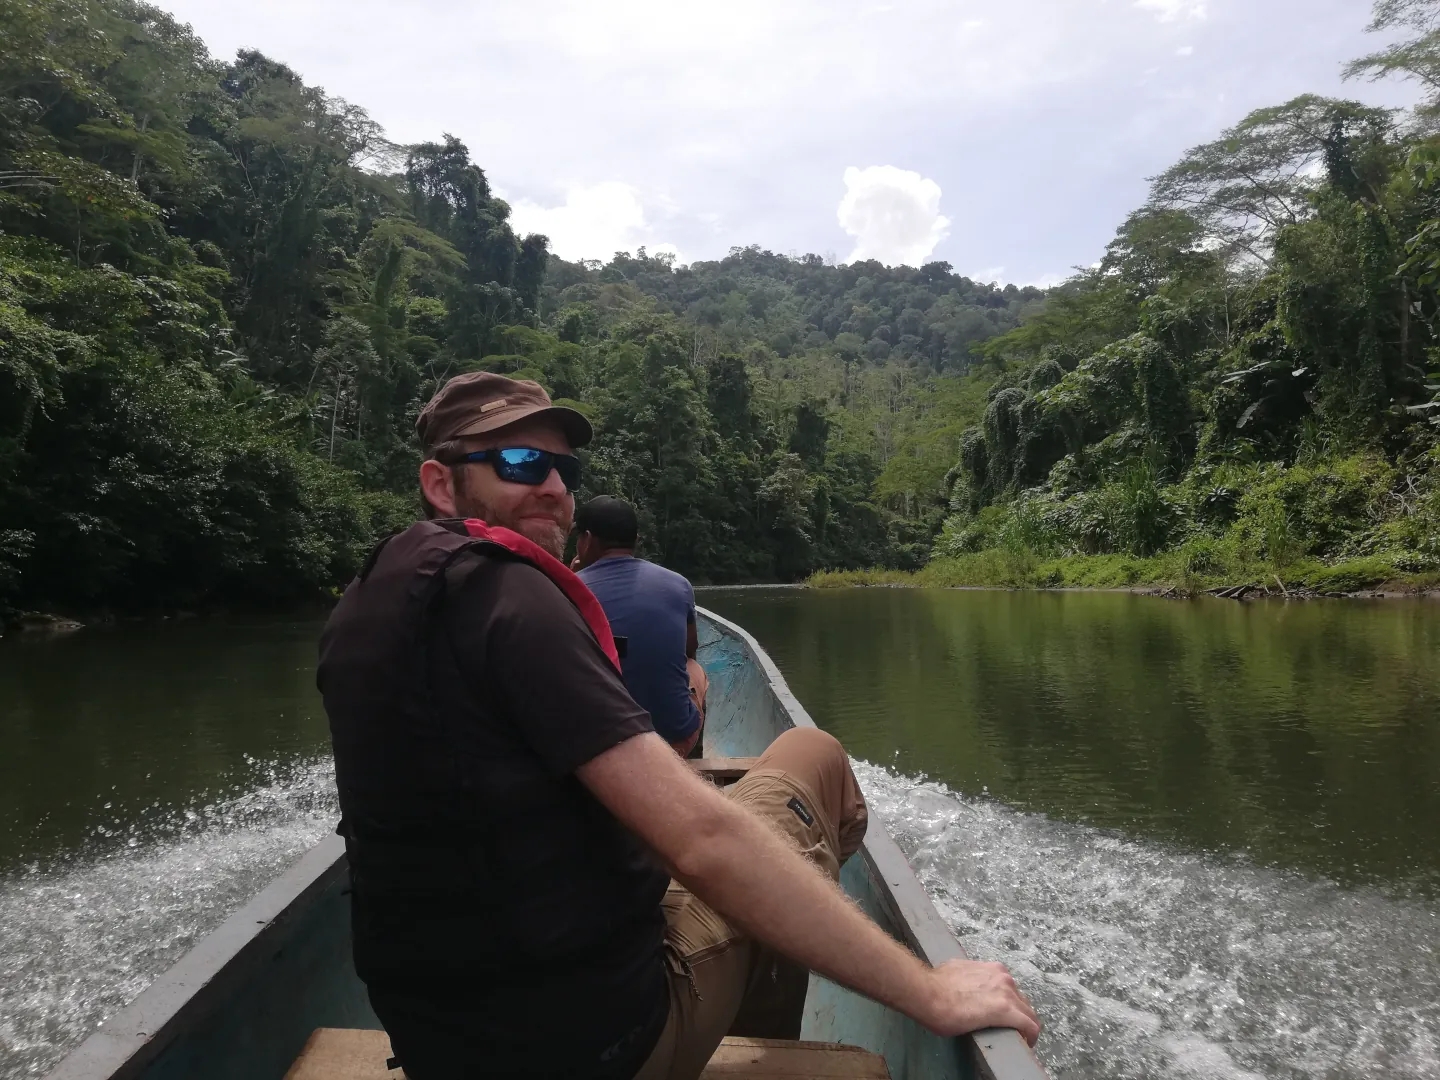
top-left (419, 459), bottom-right (458, 517)
top-left (575, 531), bottom-right (597, 566)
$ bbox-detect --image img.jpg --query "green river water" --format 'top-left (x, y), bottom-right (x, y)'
top-left (702, 588), bottom-right (1440, 894)
top-left (1, 589), bottom-right (1437, 1079)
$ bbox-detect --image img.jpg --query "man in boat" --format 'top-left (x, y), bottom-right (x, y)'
top-left (318, 372), bottom-right (1039, 1080)
top-left (572, 495), bottom-right (708, 757)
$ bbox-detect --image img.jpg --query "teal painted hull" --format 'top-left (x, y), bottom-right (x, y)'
top-left (44, 610), bottom-right (1046, 1080)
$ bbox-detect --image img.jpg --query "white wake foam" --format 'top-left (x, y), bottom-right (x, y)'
top-left (5, 756), bottom-right (1436, 1080)
top-left (854, 761), bottom-right (1440, 1080)
top-left (0, 759), bottom-right (337, 1078)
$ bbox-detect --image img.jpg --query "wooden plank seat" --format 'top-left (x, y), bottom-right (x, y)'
top-left (284, 1029), bottom-right (891, 1079)
top-left (705, 1036), bottom-right (892, 1077)
top-left (688, 756), bottom-right (760, 785)
top-left (284, 1029), bottom-right (395, 1079)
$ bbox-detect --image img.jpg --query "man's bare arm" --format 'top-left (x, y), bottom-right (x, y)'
top-left (576, 731), bottom-right (1040, 1044)
top-left (685, 619), bottom-right (698, 660)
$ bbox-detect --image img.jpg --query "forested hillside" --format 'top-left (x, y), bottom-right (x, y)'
top-left (607, 0), bottom-right (1440, 595)
top-left (524, 250), bottom-right (1042, 580)
top-left (0, 0), bottom-right (1040, 613)
top-left (7, 0), bottom-right (1440, 616)
top-left (2, 0), bottom-right (554, 612)
top-left (910, 0), bottom-right (1440, 593)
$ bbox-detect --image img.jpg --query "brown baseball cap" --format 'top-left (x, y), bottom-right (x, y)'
top-left (415, 371), bottom-right (593, 450)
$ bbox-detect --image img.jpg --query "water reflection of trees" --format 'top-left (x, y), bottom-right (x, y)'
top-left (712, 590), bottom-right (1440, 892)
top-left (0, 620), bottom-right (330, 868)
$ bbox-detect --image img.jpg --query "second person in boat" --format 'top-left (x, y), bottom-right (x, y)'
top-left (572, 495), bottom-right (709, 757)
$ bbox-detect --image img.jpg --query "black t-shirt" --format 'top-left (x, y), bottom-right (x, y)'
top-left (320, 526), bottom-right (671, 1079)
top-left (449, 556), bottom-right (656, 773)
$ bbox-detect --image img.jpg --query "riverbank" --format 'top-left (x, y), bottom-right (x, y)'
top-left (808, 550), bottom-right (1440, 596)
top-left (0, 595), bottom-right (345, 637)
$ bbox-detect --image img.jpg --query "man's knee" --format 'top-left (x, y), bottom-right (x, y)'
top-left (748, 727), bottom-right (867, 866)
top-left (757, 726), bottom-right (846, 769)
top-left (687, 658), bottom-right (708, 714)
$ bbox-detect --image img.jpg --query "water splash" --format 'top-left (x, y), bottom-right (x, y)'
top-left (853, 761), bottom-right (1440, 1080)
top-left (5, 753), bottom-right (1436, 1080)
top-left (0, 759), bottom-right (337, 1078)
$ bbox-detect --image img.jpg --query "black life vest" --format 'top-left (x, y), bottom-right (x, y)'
top-left (316, 519), bottom-right (669, 1076)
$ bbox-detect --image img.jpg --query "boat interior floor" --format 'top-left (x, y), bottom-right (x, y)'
top-left (283, 1028), bottom-right (893, 1079)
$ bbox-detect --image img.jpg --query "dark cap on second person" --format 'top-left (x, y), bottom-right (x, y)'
top-left (416, 371), bottom-right (593, 450)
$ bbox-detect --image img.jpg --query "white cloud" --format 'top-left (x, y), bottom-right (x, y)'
top-left (836, 165), bottom-right (950, 267)
top-left (1177, 44), bottom-right (1195, 56)
top-left (506, 182), bottom-right (681, 263)
top-left (159, 0), bottom-right (1404, 283)
top-left (1135, 0), bottom-right (1207, 21)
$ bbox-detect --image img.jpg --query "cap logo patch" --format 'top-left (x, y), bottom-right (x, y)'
top-left (480, 398), bottom-right (509, 413)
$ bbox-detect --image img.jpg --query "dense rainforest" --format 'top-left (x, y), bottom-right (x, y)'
top-left (5, 0), bottom-right (1440, 616)
top-left (896, 21), bottom-right (1440, 593)
top-left (0, 0), bottom-right (1039, 613)
top-left (902, 0), bottom-right (1440, 593)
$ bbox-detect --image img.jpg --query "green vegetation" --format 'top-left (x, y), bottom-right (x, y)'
top-left (549, 0), bottom-right (1440, 597)
top-left (0, 0), bottom-right (1039, 614)
top-left (1, 0), bottom-right (541, 612)
top-left (8, 0), bottom-right (1440, 613)
top-left (909, 3), bottom-right (1440, 593)
top-left (535, 252), bottom-right (1035, 580)
top-left (810, 553), bottom-right (1440, 594)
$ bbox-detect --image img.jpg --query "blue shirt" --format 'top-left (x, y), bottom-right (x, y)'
top-left (578, 555), bottom-right (700, 744)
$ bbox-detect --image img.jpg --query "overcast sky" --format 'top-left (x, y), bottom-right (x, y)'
top-left (162, 0), bottom-right (1417, 284)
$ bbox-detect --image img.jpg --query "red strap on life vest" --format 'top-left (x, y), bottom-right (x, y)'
top-left (461, 519), bottom-right (621, 672)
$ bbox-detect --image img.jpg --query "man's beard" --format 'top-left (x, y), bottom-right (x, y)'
top-left (510, 518), bottom-right (568, 561)
top-left (454, 489), bottom-right (570, 561)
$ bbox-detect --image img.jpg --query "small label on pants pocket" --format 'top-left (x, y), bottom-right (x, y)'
top-left (786, 796), bottom-right (814, 827)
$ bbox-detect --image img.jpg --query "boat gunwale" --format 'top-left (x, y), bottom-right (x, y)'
top-left (696, 606), bottom-right (1049, 1080)
top-left (43, 610), bottom-right (1048, 1080)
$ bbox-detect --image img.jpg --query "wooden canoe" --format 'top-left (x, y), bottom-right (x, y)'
top-left (42, 608), bottom-right (1048, 1080)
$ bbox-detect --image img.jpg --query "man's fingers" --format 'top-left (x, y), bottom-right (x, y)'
top-left (1006, 1000), bottom-right (1042, 1047)
top-left (927, 958), bottom-right (1043, 1046)
top-left (983, 985), bottom-right (1040, 1046)
top-left (1008, 990), bottom-right (1042, 1046)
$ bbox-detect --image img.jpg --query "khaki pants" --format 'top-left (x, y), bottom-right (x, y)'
top-left (633, 727), bottom-right (869, 1080)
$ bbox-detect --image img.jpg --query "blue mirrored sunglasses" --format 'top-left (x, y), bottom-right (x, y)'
top-left (446, 447), bottom-right (582, 491)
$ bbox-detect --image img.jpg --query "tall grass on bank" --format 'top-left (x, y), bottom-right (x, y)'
top-left (809, 550), bottom-right (1440, 593)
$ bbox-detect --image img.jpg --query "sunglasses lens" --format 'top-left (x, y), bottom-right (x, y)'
top-left (555, 455), bottom-right (582, 491)
top-left (493, 448), bottom-right (581, 490)
top-left (495, 448), bottom-right (550, 484)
